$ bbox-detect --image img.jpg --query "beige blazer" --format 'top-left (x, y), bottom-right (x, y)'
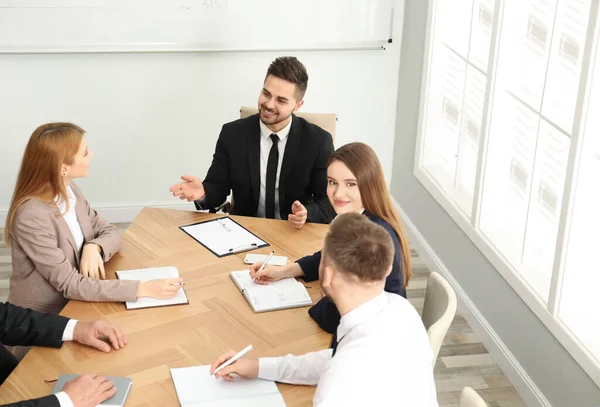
top-left (8, 183), bottom-right (138, 315)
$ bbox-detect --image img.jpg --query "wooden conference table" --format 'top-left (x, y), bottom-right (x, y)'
top-left (0, 208), bottom-right (332, 406)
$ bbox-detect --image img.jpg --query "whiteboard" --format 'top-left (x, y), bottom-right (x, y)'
top-left (0, 0), bottom-right (394, 53)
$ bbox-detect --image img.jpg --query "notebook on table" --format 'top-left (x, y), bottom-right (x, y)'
top-left (179, 216), bottom-right (269, 257)
top-left (52, 374), bottom-right (132, 407)
top-left (171, 365), bottom-right (286, 407)
top-left (229, 270), bottom-right (312, 313)
top-left (115, 266), bottom-right (189, 310)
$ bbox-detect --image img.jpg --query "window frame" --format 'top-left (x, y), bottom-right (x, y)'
top-left (414, 0), bottom-right (600, 386)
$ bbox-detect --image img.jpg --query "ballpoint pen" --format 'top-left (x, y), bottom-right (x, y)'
top-left (252, 250), bottom-right (274, 283)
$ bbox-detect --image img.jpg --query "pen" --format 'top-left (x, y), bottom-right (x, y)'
top-left (171, 282), bottom-right (186, 286)
top-left (228, 243), bottom-right (258, 254)
top-left (252, 251), bottom-right (274, 282)
top-left (211, 344), bottom-right (253, 376)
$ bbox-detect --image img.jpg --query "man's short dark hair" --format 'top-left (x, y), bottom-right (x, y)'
top-left (323, 213), bottom-right (394, 282)
top-left (265, 56), bottom-right (308, 100)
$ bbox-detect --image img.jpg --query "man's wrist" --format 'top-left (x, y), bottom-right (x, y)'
top-left (62, 319), bottom-right (79, 342)
top-left (55, 391), bottom-right (75, 407)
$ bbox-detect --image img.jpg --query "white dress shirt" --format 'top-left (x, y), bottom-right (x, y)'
top-left (256, 117), bottom-right (292, 219)
top-left (258, 292), bottom-right (439, 406)
top-left (54, 319), bottom-right (79, 407)
top-left (56, 185), bottom-right (85, 252)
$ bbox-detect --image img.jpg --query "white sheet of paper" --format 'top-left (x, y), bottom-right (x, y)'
top-left (181, 217), bottom-right (267, 257)
top-left (170, 365), bottom-right (286, 407)
top-left (116, 266), bottom-right (188, 310)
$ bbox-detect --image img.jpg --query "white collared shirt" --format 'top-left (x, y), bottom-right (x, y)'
top-left (256, 117), bottom-right (292, 219)
top-left (258, 292), bottom-right (438, 406)
top-left (56, 185), bottom-right (85, 252)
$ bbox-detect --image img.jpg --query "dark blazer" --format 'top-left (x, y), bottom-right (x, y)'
top-left (297, 211), bottom-right (406, 333)
top-left (195, 114), bottom-right (336, 223)
top-left (0, 303), bottom-right (67, 407)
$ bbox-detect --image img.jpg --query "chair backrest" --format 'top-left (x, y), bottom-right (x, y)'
top-left (459, 387), bottom-right (488, 407)
top-left (239, 106), bottom-right (337, 142)
top-left (421, 272), bottom-right (457, 368)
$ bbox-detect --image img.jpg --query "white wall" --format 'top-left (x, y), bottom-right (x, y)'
top-left (0, 2), bottom-right (404, 222)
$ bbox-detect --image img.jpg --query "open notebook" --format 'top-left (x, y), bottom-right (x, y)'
top-left (52, 375), bottom-right (132, 407)
top-left (230, 270), bottom-right (312, 313)
top-left (116, 266), bottom-right (189, 310)
top-left (171, 365), bottom-right (286, 407)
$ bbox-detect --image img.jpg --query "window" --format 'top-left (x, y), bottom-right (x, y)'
top-left (527, 16), bottom-right (548, 47)
top-left (560, 34), bottom-right (581, 61)
top-left (538, 181), bottom-right (558, 213)
top-left (443, 97), bottom-right (460, 125)
top-left (479, 4), bottom-right (493, 29)
top-left (510, 159), bottom-right (529, 190)
top-left (417, 0), bottom-right (599, 386)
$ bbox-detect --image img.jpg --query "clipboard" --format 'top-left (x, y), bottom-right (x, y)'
top-left (179, 216), bottom-right (269, 258)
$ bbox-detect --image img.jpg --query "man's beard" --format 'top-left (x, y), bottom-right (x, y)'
top-left (260, 106), bottom-right (292, 126)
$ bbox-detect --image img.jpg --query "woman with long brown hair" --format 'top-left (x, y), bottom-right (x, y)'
top-left (5, 123), bottom-right (183, 327)
top-left (250, 142), bottom-right (411, 333)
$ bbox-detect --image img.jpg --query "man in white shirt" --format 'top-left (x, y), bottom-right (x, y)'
top-left (0, 302), bottom-right (126, 407)
top-left (210, 212), bottom-right (439, 406)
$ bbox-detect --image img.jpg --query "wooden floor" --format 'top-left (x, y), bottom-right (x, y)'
top-left (0, 223), bottom-right (527, 407)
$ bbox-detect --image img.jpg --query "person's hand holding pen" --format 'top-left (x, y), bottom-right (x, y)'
top-left (136, 278), bottom-right (185, 299)
top-left (249, 254), bottom-right (304, 285)
top-left (210, 345), bottom-right (259, 381)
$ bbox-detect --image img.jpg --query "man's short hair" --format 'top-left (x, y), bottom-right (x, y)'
top-left (265, 56), bottom-right (308, 100)
top-left (323, 213), bottom-right (394, 282)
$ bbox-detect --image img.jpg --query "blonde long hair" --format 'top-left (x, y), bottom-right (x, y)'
top-left (328, 142), bottom-right (412, 287)
top-left (4, 122), bottom-right (85, 246)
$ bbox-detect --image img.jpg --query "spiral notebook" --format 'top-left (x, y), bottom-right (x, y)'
top-left (229, 270), bottom-right (312, 313)
top-left (171, 365), bottom-right (286, 407)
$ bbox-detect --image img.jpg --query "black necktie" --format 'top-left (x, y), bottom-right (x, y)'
top-left (331, 332), bottom-right (339, 357)
top-left (265, 134), bottom-right (279, 219)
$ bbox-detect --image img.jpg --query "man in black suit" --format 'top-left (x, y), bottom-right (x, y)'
top-left (0, 302), bottom-right (126, 407)
top-left (170, 56), bottom-right (336, 228)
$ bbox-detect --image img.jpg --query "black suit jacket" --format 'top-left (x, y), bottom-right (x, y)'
top-left (297, 211), bottom-right (407, 334)
top-left (0, 303), bottom-right (68, 407)
top-left (195, 114), bottom-right (336, 223)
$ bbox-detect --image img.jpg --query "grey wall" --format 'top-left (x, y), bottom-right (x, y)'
top-left (390, 1), bottom-right (600, 406)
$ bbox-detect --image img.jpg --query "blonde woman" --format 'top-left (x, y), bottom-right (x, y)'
top-left (5, 123), bottom-right (181, 322)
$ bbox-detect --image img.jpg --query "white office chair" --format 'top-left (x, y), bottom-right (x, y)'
top-left (459, 386), bottom-right (488, 407)
top-left (421, 272), bottom-right (457, 368)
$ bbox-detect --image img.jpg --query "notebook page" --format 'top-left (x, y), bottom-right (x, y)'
top-left (171, 365), bottom-right (285, 406)
top-left (246, 283), bottom-right (312, 312)
top-left (116, 266), bottom-right (188, 309)
top-left (181, 218), bottom-right (267, 256)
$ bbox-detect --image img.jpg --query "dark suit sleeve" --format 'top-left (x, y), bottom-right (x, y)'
top-left (304, 133), bottom-right (335, 224)
top-left (0, 303), bottom-right (68, 348)
top-left (308, 297), bottom-right (340, 334)
top-left (1, 395), bottom-right (60, 407)
top-left (198, 126), bottom-right (231, 211)
top-left (297, 251), bottom-right (322, 282)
